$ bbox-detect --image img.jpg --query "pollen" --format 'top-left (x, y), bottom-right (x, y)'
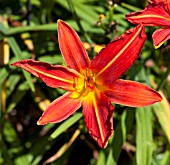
top-left (72, 68), bottom-right (96, 99)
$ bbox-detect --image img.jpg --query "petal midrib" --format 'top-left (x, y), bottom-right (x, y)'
top-left (95, 25), bottom-right (142, 77)
top-left (108, 89), bottom-right (158, 101)
top-left (92, 93), bottom-right (105, 143)
top-left (64, 38), bottom-right (85, 72)
top-left (129, 14), bottom-right (170, 22)
top-left (29, 66), bottom-right (74, 84)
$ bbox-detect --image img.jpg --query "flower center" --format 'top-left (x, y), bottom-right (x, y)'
top-left (85, 68), bottom-right (95, 91)
top-left (73, 68), bottom-right (96, 98)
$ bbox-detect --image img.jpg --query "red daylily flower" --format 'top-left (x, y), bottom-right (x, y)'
top-left (12, 20), bottom-right (162, 148)
top-left (126, 0), bottom-right (170, 48)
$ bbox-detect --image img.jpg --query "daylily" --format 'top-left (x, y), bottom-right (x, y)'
top-left (12, 20), bottom-right (162, 148)
top-left (126, 0), bottom-right (170, 48)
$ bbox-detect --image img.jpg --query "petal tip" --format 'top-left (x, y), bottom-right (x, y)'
top-left (154, 43), bottom-right (163, 49)
top-left (37, 115), bottom-right (47, 125)
top-left (157, 93), bottom-right (163, 102)
top-left (57, 19), bottom-right (62, 24)
top-left (89, 131), bottom-right (111, 148)
top-left (37, 118), bottom-right (46, 125)
top-left (11, 59), bottom-right (32, 67)
top-left (101, 141), bottom-right (108, 149)
top-left (150, 91), bottom-right (163, 105)
top-left (11, 62), bottom-right (15, 66)
top-left (138, 24), bottom-right (146, 39)
top-left (37, 121), bottom-right (41, 125)
top-left (11, 61), bottom-right (19, 67)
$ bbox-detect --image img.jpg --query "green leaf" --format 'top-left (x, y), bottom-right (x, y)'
top-left (161, 150), bottom-right (170, 165)
top-left (109, 107), bottom-right (135, 164)
top-left (136, 106), bottom-right (153, 165)
top-left (50, 113), bottom-right (83, 139)
top-left (135, 66), bottom-right (153, 165)
top-left (7, 37), bottom-right (35, 92)
top-left (7, 81), bottom-right (30, 113)
top-left (55, 0), bottom-right (101, 25)
top-left (0, 22), bottom-right (35, 92)
top-left (0, 22), bottom-right (9, 35)
top-left (3, 120), bottom-right (18, 143)
top-left (0, 84), bottom-right (1, 116)
top-left (114, 4), bottom-right (130, 14)
top-left (106, 149), bottom-right (114, 165)
top-left (6, 75), bottom-right (20, 97)
top-left (0, 134), bottom-right (13, 165)
top-left (21, 0), bottom-right (41, 6)
top-left (38, 55), bottom-right (63, 64)
top-left (0, 68), bottom-right (9, 114)
top-left (121, 2), bottom-right (141, 12)
top-left (7, 24), bottom-right (58, 35)
top-left (0, 67), bottom-right (9, 84)
top-left (152, 102), bottom-right (170, 142)
top-left (97, 150), bottom-right (106, 165)
top-left (14, 154), bottom-right (32, 165)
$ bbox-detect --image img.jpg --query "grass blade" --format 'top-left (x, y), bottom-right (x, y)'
top-left (152, 100), bottom-right (170, 143)
top-left (136, 106), bottom-right (153, 165)
top-left (110, 107), bottom-right (135, 164)
top-left (0, 22), bottom-right (35, 92)
top-left (50, 113), bottom-right (83, 139)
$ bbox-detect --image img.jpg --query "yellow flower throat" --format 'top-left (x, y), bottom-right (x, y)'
top-left (73, 68), bottom-right (96, 99)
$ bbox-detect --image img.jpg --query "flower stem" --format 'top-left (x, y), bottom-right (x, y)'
top-left (108, 4), bottom-right (114, 23)
top-left (121, 2), bottom-right (141, 12)
top-left (157, 62), bottom-right (170, 91)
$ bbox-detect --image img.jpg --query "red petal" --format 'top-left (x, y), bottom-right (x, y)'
top-left (152, 28), bottom-right (170, 48)
top-left (126, 3), bottom-right (170, 27)
top-left (104, 79), bottom-right (162, 107)
top-left (58, 20), bottom-right (90, 73)
top-left (82, 90), bottom-right (114, 148)
top-left (12, 59), bottom-right (81, 91)
top-left (165, 1), bottom-right (170, 13)
top-left (151, 1), bottom-right (170, 15)
top-left (37, 92), bottom-right (82, 125)
top-left (90, 24), bottom-right (146, 85)
top-left (149, 0), bottom-right (157, 3)
top-left (149, 0), bottom-right (170, 11)
top-left (149, 0), bottom-right (166, 3)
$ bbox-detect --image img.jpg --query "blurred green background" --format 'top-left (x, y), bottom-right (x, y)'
top-left (0, 0), bottom-right (170, 164)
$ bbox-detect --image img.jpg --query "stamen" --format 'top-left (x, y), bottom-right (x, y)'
top-left (72, 68), bottom-right (96, 99)
top-left (85, 68), bottom-right (95, 91)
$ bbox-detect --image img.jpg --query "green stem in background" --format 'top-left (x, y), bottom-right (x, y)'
top-left (66, 0), bottom-right (92, 44)
top-left (0, 85), bottom-right (1, 116)
top-left (0, 111), bottom-right (13, 165)
top-left (121, 2), bottom-right (141, 12)
top-left (157, 62), bottom-right (170, 91)
top-left (0, 22), bottom-right (35, 92)
top-left (108, 4), bottom-right (114, 23)
top-left (1, 81), bottom-right (6, 113)
top-left (108, 4), bottom-right (115, 40)
top-left (110, 107), bottom-right (135, 164)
